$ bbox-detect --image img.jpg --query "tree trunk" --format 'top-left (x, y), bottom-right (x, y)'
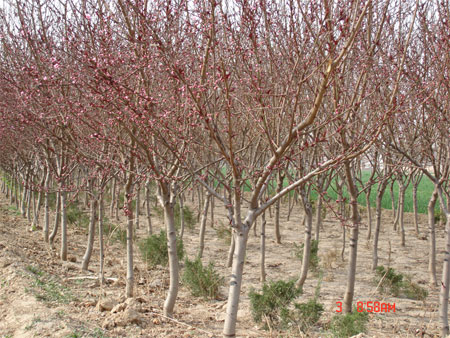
top-left (412, 183), bottom-right (420, 235)
top-left (274, 172), bottom-right (284, 244)
top-left (179, 193), bottom-right (185, 239)
top-left (198, 192), bottom-right (211, 258)
top-left (365, 191), bottom-right (372, 240)
top-left (135, 186), bottom-right (140, 229)
top-left (98, 192), bottom-right (105, 285)
top-left (223, 227), bottom-right (250, 337)
top-left (260, 211), bottom-right (266, 283)
top-left (372, 181), bottom-right (387, 270)
top-left (428, 188), bottom-right (438, 286)
top-left (146, 180), bottom-right (153, 235)
top-left (343, 161), bottom-right (360, 314)
top-left (124, 169), bottom-right (135, 298)
top-left (43, 170), bottom-right (50, 243)
top-left (439, 214), bottom-right (450, 337)
top-left (49, 191), bottom-right (61, 246)
top-left (227, 233), bottom-right (235, 268)
top-left (296, 198), bottom-right (313, 289)
top-left (399, 186), bottom-right (406, 246)
top-left (315, 193), bottom-right (323, 242)
top-left (161, 191), bottom-right (180, 317)
top-left (60, 189), bottom-right (68, 261)
top-left (115, 183), bottom-right (120, 221)
top-left (210, 195), bottom-right (215, 228)
top-left (110, 177), bottom-right (116, 219)
top-left (82, 195), bottom-right (98, 271)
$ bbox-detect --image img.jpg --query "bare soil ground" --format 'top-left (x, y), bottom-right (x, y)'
top-left (0, 193), bottom-right (443, 337)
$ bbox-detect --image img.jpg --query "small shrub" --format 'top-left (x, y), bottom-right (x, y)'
top-left (139, 230), bottom-right (184, 267)
top-left (282, 299), bottom-right (324, 332)
top-left (293, 239), bottom-right (319, 270)
top-left (249, 279), bottom-right (302, 329)
top-left (182, 257), bottom-right (224, 299)
top-left (329, 310), bottom-right (369, 338)
top-left (375, 266), bottom-right (403, 296)
top-left (375, 266), bottom-right (427, 300)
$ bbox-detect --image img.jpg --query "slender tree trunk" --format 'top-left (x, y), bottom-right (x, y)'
top-left (179, 193), bottom-right (185, 239)
top-left (399, 186), bottom-right (406, 246)
top-left (413, 183), bottom-right (420, 235)
top-left (43, 171), bottom-right (50, 242)
top-left (49, 191), bottom-right (61, 246)
top-left (296, 198), bottom-right (313, 289)
top-left (146, 180), bottom-right (153, 235)
top-left (343, 161), bottom-right (360, 314)
top-left (210, 195), bottom-right (215, 228)
top-left (115, 183), bottom-right (120, 221)
top-left (14, 177), bottom-right (19, 209)
top-left (223, 227), bottom-right (250, 337)
top-left (27, 188), bottom-right (33, 223)
top-left (125, 169), bottom-right (135, 298)
top-left (60, 189), bottom-right (68, 261)
top-left (372, 181), bottom-right (387, 270)
top-left (21, 178), bottom-right (28, 217)
top-left (428, 189), bottom-right (438, 286)
top-left (315, 193), bottom-right (323, 242)
top-left (274, 172), bottom-right (284, 244)
top-left (439, 214), bottom-right (450, 337)
top-left (82, 195), bottom-right (98, 271)
top-left (135, 186), bottom-right (140, 229)
top-left (198, 192), bottom-right (211, 258)
top-left (110, 177), bottom-right (116, 219)
top-left (260, 211), bottom-right (266, 283)
top-left (98, 192), bottom-right (105, 285)
top-left (366, 191), bottom-right (372, 240)
top-left (160, 189), bottom-right (180, 318)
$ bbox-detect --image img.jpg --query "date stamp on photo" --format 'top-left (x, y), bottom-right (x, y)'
top-left (336, 301), bottom-right (396, 313)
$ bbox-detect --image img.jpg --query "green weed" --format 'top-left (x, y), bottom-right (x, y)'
top-left (329, 310), bottom-right (369, 338)
top-left (293, 239), bottom-right (320, 270)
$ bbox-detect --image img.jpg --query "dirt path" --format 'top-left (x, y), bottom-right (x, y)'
top-left (0, 193), bottom-right (443, 337)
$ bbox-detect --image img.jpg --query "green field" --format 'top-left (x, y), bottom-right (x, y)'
top-left (323, 171), bottom-right (438, 215)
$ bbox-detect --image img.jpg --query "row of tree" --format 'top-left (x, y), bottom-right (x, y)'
top-left (0, 0), bottom-right (449, 336)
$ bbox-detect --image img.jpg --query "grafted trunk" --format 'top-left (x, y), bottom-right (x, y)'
top-left (260, 212), bottom-right (266, 283)
top-left (82, 196), bottom-right (98, 271)
top-left (372, 181), bottom-right (388, 270)
top-left (428, 189), bottom-right (438, 285)
top-left (49, 191), bottom-right (61, 246)
top-left (223, 226), bottom-right (250, 337)
top-left (198, 192), bottom-right (211, 258)
top-left (296, 198), bottom-right (313, 289)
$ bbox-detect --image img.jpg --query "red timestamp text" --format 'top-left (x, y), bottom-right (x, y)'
top-left (336, 301), bottom-right (396, 313)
